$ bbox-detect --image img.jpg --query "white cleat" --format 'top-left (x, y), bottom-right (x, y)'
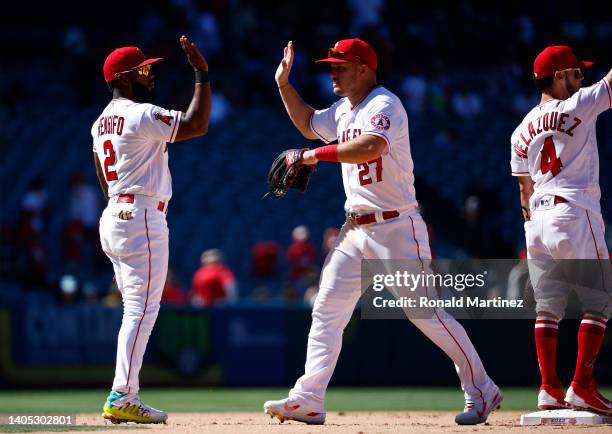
top-left (455, 386), bottom-right (503, 425)
top-left (538, 385), bottom-right (568, 410)
top-left (565, 382), bottom-right (612, 416)
top-left (263, 397), bottom-right (325, 425)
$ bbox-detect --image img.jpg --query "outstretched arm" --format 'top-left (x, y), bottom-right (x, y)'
top-left (517, 176), bottom-right (534, 221)
top-left (175, 35), bottom-right (212, 142)
top-left (276, 41), bottom-right (317, 140)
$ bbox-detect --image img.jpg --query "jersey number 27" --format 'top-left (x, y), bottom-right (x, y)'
top-left (358, 157), bottom-right (383, 186)
top-left (103, 140), bottom-right (118, 181)
top-left (540, 136), bottom-right (562, 177)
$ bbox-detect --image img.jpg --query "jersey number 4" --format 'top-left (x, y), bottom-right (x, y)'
top-left (540, 136), bottom-right (562, 177)
top-left (103, 140), bottom-right (118, 181)
top-left (358, 157), bottom-right (383, 186)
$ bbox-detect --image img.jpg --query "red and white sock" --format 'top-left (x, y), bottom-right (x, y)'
top-left (573, 315), bottom-right (607, 388)
top-left (535, 313), bottom-right (561, 389)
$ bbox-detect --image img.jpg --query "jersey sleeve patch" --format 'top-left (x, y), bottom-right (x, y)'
top-left (154, 111), bottom-right (174, 126)
top-left (369, 113), bottom-right (391, 131)
top-left (514, 141), bottom-right (528, 159)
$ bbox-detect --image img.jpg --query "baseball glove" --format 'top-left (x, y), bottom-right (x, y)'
top-left (267, 148), bottom-right (315, 199)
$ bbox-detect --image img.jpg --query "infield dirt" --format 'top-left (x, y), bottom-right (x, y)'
top-left (26, 411), bottom-right (611, 433)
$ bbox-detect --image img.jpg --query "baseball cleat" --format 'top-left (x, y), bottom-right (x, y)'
top-left (565, 381), bottom-right (612, 416)
top-left (455, 386), bottom-right (503, 425)
top-left (538, 384), bottom-right (568, 410)
top-left (102, 391), bottom-right (168, 424)
top-left (263, 397), bottom-right (325, 425)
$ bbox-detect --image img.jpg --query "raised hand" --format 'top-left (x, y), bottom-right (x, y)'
top-left (275, 41), bottom-right (294, 87)
top-left (180, 35), bottom-right (208, 72)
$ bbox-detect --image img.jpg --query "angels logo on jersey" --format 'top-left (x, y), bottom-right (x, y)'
top-left (154, 112), bottom-right (173, 126)
top-left (514, 141), bottom-right (528, 159)
top-left (370, 113), bottom-right (391, 130)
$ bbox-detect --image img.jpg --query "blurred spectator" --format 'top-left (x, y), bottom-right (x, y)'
top-left (162, 266), bottom-right (188, 306)
top-left (65, 172), bottom-right (102, 271)
top-left (458, 195), bottom-right (488, 258)
top-left (401, 67), bottom-right (427, 115)
top-left (432, 127), bottom-right (457, 151)
top-left (192, 6), bottom-right (222, 59)
top-left (82, 282), bottom-right (98, 303)
top-left (512, 91), bottom-right (538, 116)
top-left (507, 248), bottom-right (529, 300)
top-left (251, 286), bottom-right (272, 304)
top-left (287, 225), bottom-right (317, 281)
top-left (59, 274), bottom-right (78, 303)
top-left (252, 241), bottom-right (280, 277)
top-left (451, 86), bottom-right (483, 118)
top-left (102, 277), bottom-right (122, 308)
top-left (516, 15), bottom-right (535, 44)
top-left (190, 249), bottom-right (237, 307)
top-left (16, 178), bottom-right (50, 286)
top-left (321, 227), bottom-right (340, 260)
top-left (138, 6), bottom-right (165, 51)
top-left (304, 285), bottom-right (319, 307)
top-left (210, 91), bottom-right (232, 124)
top-left (62, 25), bottom-right (92, 105)
top-left (428, 69), bottom-right (451, 115)
top-left (348, 0), bottom-right (385, 35)
top-left (21, 177), bottom-right (49, 233)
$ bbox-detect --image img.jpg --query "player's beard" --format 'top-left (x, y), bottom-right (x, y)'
top-left (564, 72), bottom-right (580, 96)
top-left (132, 81), bottom-right (156, 103)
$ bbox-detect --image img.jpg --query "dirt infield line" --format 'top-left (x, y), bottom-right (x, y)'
top-left (9, 411), bottom-right (610, 434)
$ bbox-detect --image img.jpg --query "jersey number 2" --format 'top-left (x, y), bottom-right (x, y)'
top-left (103, 140), bottom-right (118, 181)
top-left (358, 157), bottom-right (383, 186)
top-left (540, 136), bottom-right (562, 177)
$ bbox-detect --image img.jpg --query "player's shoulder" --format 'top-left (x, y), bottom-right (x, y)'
top-left (566, 79), bottom-right (608, 108)
top-left (372, 86), bottom-right (400, 103)
top-left (362, 86), bottom-right (401, 111)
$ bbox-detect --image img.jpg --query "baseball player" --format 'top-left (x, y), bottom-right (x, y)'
top-left (92, 36), bottom-right (211, 424)
top-left (510, 45), bottom-right (612, 415)
top-left (264, 39), bottom-right (502, 425)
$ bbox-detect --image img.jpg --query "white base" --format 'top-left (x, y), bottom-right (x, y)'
top-left (520, 409), bottom-right (612, 426)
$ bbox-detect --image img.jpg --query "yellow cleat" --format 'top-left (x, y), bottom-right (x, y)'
top-left (102, 391), bottom-right (167, 424)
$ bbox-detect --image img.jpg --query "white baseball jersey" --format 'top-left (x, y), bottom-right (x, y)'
top-left (510, 79), bottom-right (612, 213)
top-left (310, 86), bottom-right (417, 212)
top-left (91, 98), bottom-right (181, 202)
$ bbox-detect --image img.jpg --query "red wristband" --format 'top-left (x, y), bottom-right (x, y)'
top-left (314, 145), bottom-right (339, 162)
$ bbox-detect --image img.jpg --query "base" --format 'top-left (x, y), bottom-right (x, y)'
top-left (520, 409), bottom-right (612, 426)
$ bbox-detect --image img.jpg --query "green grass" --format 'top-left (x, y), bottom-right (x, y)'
top-left (0, 387), bottom-right (610, 414)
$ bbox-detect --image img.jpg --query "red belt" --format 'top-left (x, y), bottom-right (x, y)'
top-left (117, 194), bottom-right (166, 212)
top-left (554, 196), bottom-right (568, 204)
top-left (348, 210), bottom-right (400, 225)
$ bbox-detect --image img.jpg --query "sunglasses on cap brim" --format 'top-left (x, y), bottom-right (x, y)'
top-left (114, 64), bottom-right (153, 80)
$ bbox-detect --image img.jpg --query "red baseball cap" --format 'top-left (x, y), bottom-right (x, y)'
top-left (533, 45), bottom-right (593, 79)
top-left (315, 38), bottom-right (378, 71)
top-left (103, 46), bottom-right (163, 83)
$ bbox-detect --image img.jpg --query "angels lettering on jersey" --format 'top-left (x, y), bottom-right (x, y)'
top-left (510, 80), bottom-right (612, 213)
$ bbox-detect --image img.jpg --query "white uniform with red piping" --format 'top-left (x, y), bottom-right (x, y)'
top-left (290, 86), bottom-right (498, 410)
top-left (91, 98), bottom-right (181, 393)
top-left (510, 80), bottom-right (612, 319)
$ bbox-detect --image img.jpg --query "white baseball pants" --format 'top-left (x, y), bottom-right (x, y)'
top-left (289, 211), bottom-right (497, 411)
top-left (99, 195), bottom-right (169, 394)
top-left (525, 201), bottom-right (611, 319)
